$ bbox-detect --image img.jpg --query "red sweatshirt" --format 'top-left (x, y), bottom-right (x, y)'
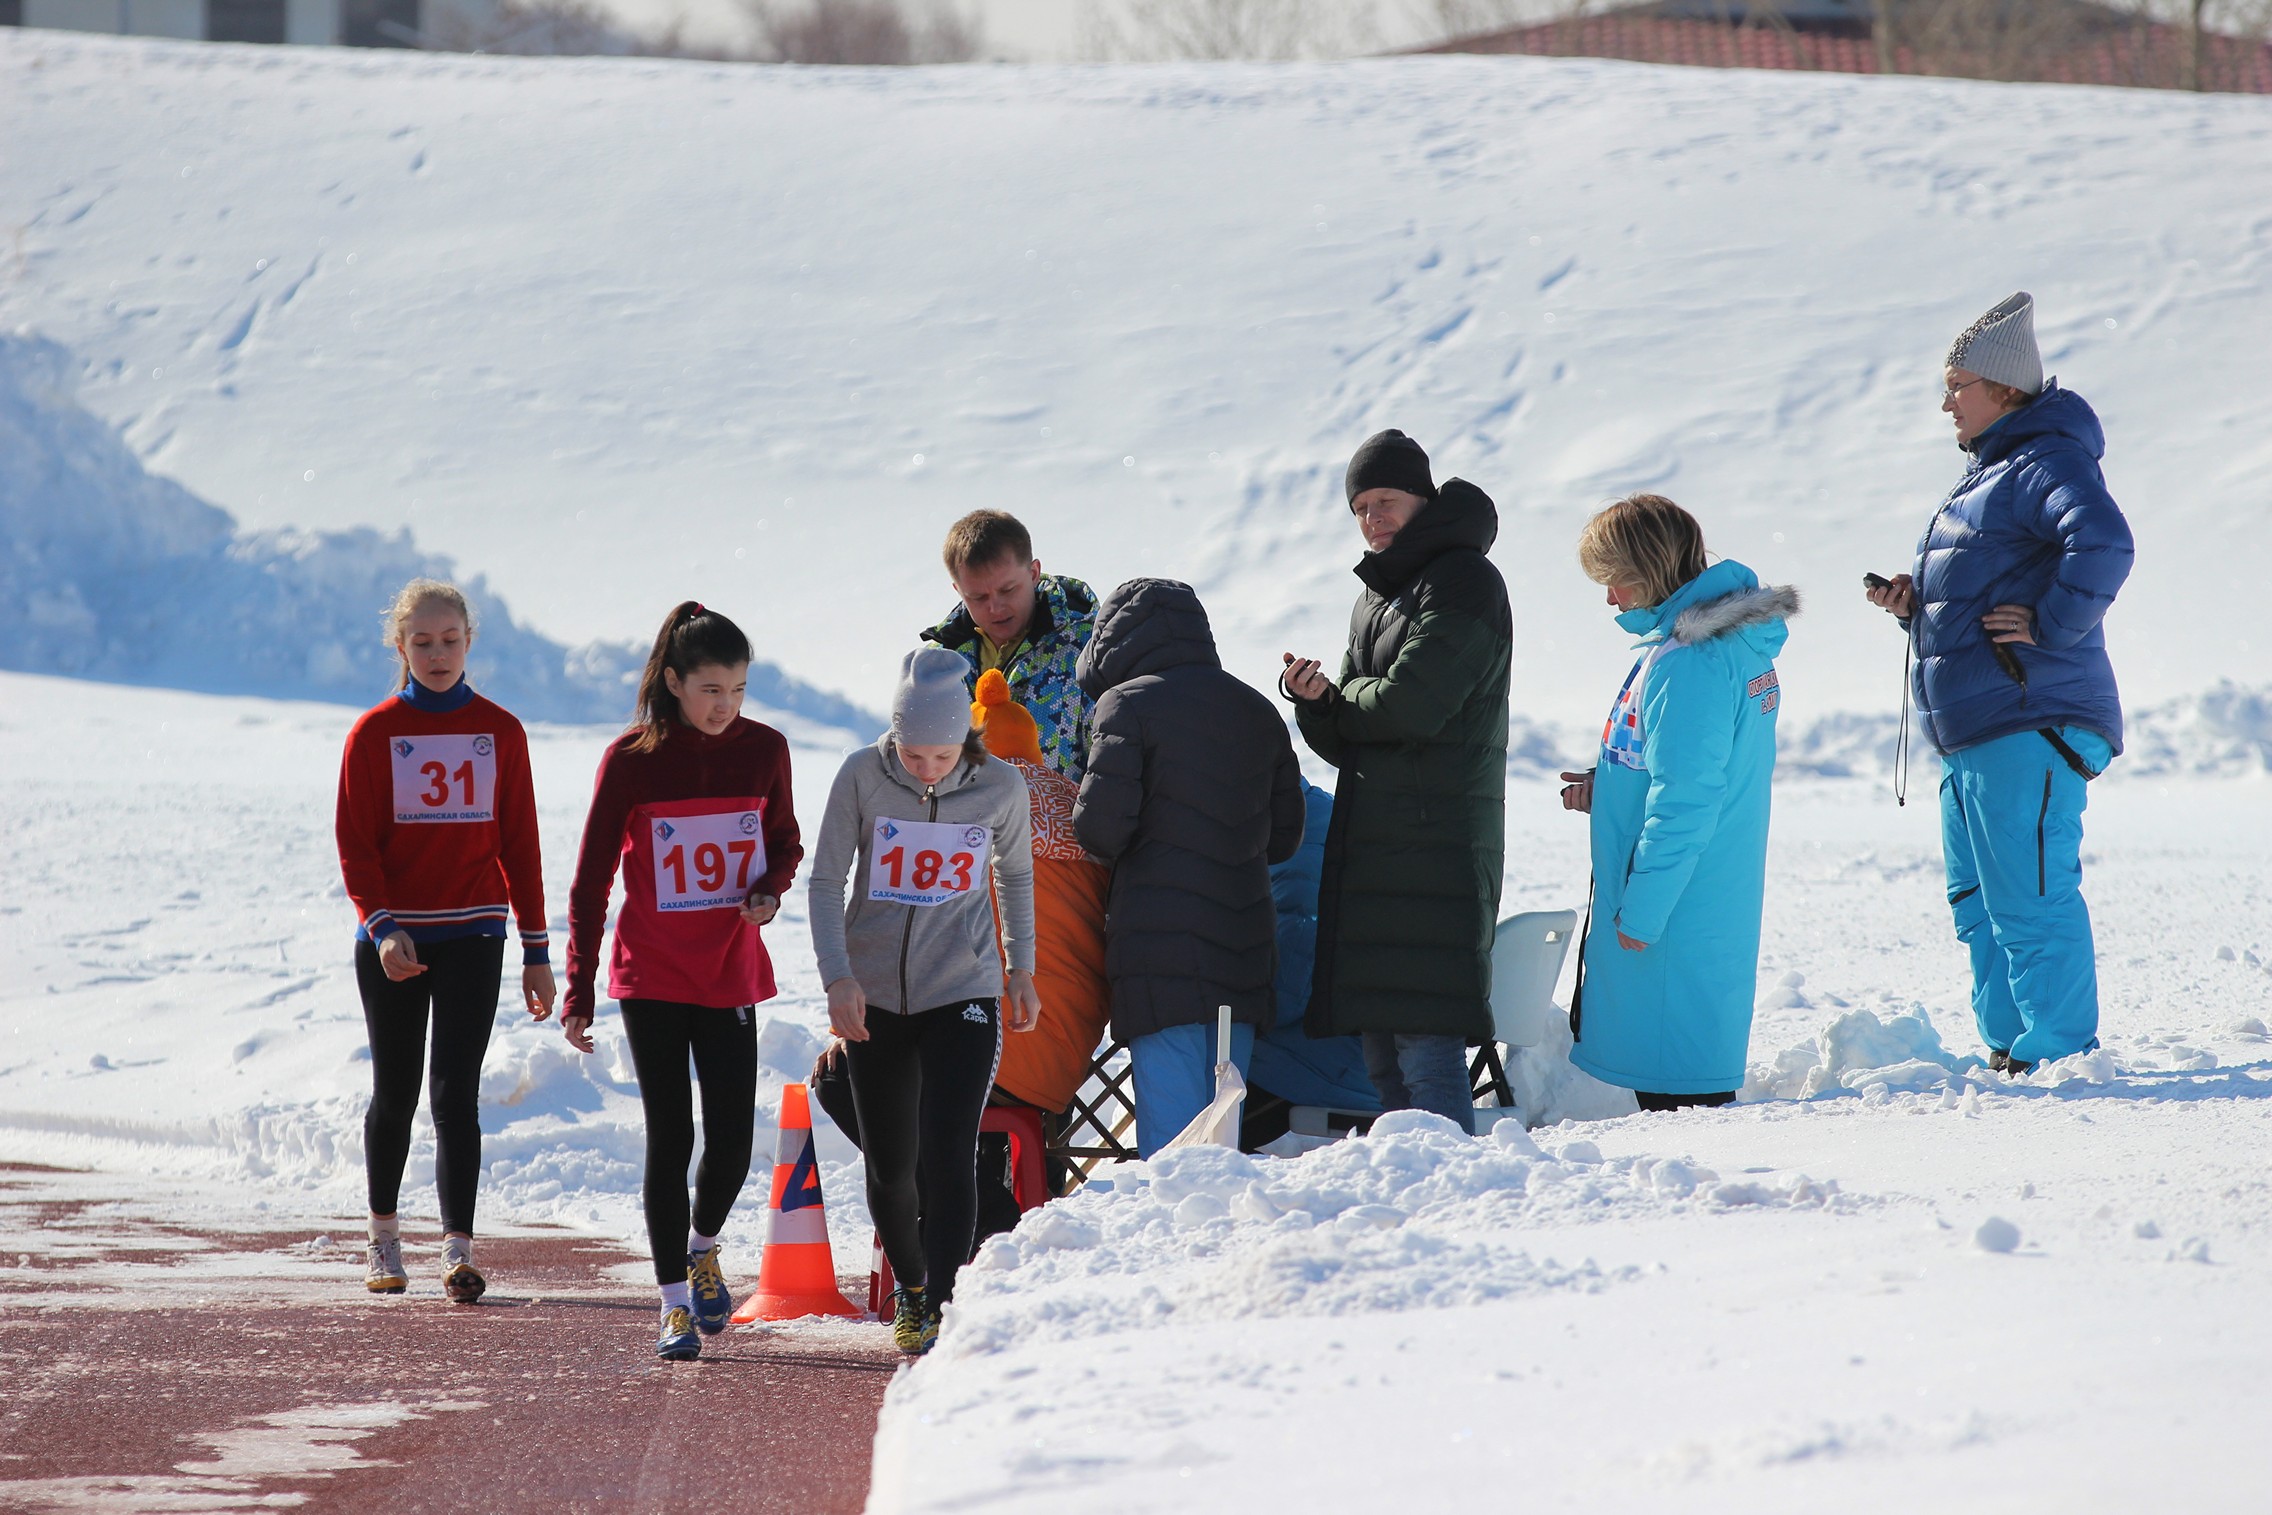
top-left (565, 717), bottom-right (802, 1017)
top-left (335, 682), bottom-right (549, 963)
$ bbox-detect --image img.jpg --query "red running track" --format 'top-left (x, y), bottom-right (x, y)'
top-left (0, 1165), bottom-right (900, 1513)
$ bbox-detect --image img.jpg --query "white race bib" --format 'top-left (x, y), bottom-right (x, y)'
top-left (867, 818), bottom-right (991, 908)
top-left (389, 734), bottom-right (497, 824)
top-left (651, 809), bottom-right (770, 913)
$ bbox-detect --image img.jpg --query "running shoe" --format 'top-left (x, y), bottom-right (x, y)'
top-left (919, 1300), bottom-right (942, 1356)
top-left (657, 1306), bottom-right (701, 1361)
top-left (365, 1235), bottom-right (407, 1294)
top-left (891, 1285), bottom-right (931, 1355)
top-left (441, 1236), bottom-right (486, 1304)
top-left (688, 1245), bottom-right (733, 1335)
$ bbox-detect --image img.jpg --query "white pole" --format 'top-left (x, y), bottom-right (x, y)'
top-left (1216, 1003), bottom-right (1232, 1068)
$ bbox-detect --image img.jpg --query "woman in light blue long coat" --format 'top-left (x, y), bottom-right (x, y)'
top-left (1559, 496), bottom-right (1797, 1106)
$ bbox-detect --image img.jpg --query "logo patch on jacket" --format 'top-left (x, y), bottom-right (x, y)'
top-left (1601, 657), bottom-right (1648, 771)
top-left (1748, 670), bottom-right (1781, 714)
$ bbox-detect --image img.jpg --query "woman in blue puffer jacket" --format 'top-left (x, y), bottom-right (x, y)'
top-left (1559, 496), bottom-right (1797, 1107)
top-left (1866, 292), bottom-right (2133, 1073)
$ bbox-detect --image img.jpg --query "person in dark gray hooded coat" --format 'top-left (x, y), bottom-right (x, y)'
top-left (1072, 578), bottom-right (1305, 1156)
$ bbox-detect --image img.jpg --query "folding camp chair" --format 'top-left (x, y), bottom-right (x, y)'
top-left (1044, 1037), bottom-right (1140, 1191)
top-left (1285, 908), bottom-right (1581, 1137)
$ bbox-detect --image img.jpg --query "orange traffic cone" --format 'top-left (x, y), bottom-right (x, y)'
top-left (732, 1081), bottom-right (861, 1322)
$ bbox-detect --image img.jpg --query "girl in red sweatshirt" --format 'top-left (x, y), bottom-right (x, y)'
top-left (336, 579), bottom-right (554, 1304)
top-left (562, 602), bottom-right (802, 1362)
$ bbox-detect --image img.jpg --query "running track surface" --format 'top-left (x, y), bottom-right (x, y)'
top-left (0, 1164), bottom-right (901, 1513)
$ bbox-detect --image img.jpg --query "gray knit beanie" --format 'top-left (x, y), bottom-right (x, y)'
top-left (892, 647), bottom-right (974, 747)
top-left (1946, 291), bottom-right (2043, 395)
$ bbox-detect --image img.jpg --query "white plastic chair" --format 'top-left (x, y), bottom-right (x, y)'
top-left (1488, 909), bottom-right (1581, 1050)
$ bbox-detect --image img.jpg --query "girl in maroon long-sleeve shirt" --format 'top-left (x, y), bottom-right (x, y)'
top-left (562, 602), bottom-right (802, 1362)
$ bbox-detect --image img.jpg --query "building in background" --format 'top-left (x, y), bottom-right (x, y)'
top-left (1422, 0), bottom-right (2272, 94)
top-left (1, 0), bottom-right (488, 46)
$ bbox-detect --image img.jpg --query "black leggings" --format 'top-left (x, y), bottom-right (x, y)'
top-left (1636, 1090), bottom-right (1738, 1112)
top-left (847, 998), bottom-right (1001, 1305)
top-left (621, 999), bottom-right (759, 1287)
top-left (356, 934), bottom-right (504, 1234)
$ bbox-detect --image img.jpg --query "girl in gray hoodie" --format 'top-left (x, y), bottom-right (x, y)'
top-left (810, 647), bottom-right (1039, 1353)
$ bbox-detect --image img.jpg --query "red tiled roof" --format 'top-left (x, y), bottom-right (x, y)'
top-left (1424, 13), bottom-right (2272, 94)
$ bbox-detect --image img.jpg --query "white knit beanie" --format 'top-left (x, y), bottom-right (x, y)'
top-left (1946, 291), bottom-right (2043, 395)
top-left (892, 647), bottom-right (974, 747)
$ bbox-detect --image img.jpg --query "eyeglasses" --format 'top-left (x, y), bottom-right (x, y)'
top-left (1942, 376), bottom-right (1987, 402)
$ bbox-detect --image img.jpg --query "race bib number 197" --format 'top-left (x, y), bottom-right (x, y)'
top-left (652, 810), bottom-right (769, 913)
top-left (390, 734), bottom-right (497, 824)
top-left (868, 818), bottom-right (991, 908)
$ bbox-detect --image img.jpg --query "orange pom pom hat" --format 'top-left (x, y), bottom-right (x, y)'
top-left (971, 669), bottom-right (1045, 764)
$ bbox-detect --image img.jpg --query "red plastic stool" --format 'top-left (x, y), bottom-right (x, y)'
top-left (868, 1103), bottom-right (1049, 1314)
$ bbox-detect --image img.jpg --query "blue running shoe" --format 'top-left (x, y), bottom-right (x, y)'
top-left (688, 1245), bottom-right (733, 1335)
top-left (657, 1306), bottom-right (701, 1361)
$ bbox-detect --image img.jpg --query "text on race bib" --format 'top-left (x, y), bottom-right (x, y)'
top-left (651, 809), bottom-right (769, 913)
top-left (868, 818), bottom-right (991, 908)
top-left (390, 734), bottom-right (497, 823)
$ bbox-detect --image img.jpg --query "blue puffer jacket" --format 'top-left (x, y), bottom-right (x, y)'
top-left (1250, 779), bottom-right (1380, 1112)
top-left (1909, 384), bottom-right (2133, 755)
top-left (1572, 561), bottom-right (1795, 1097)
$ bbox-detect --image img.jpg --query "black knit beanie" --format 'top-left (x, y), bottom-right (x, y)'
top-left (1344, 429), bottom-right (1437, 504)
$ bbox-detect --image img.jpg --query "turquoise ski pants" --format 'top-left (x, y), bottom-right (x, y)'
top-left (1938, 726), bottom-right (2111, 1065)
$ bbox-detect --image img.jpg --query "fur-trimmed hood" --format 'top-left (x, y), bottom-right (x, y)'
top-left (1672, 582), bottom-right (1803, 645)
top-left (1617, 560), bottom-right (1798, 660)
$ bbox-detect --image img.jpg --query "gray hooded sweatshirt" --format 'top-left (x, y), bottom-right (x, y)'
top-left (809, 734), bottom-right (1036, 1013)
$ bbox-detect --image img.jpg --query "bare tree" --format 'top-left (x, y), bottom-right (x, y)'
top-left (1080, 0), bottom-right (1390, 60)
top-left (747, 0), bottom-right (985, 64)
top-left (420, 0), bottom-right (715, 56)
top-left (1411, 0), bottom-right (1544, 45)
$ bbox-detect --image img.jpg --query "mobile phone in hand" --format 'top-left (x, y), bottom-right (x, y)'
top-left (1863, 572), bottom-right (1893, 592)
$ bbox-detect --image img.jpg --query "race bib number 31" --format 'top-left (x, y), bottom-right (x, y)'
top-left (868, 818), bottom-right (991, 908)
top-left (652, 809), bottom-right (769, 913)
top-left (390, 734), bottom-right (497, 823)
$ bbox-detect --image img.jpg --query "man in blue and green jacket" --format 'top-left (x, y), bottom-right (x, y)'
top-left (922, 510), bottom-right (1099, 782)
top-left (1868, 292), bottom-right (2134, 1072)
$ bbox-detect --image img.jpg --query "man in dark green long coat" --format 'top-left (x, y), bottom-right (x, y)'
top-left (1282, 429), bottom-right (1511, 1134)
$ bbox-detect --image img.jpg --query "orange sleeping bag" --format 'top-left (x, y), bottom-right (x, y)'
top-left (975, 671), bottom-right (1111, 1113)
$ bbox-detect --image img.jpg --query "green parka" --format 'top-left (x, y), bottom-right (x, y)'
top-left (1296, 480), bottom-right (1511, 1041)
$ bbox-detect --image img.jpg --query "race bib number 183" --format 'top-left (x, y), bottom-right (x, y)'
top-left (652, 809), bottom-right (769, 913)
top-left (390, 734), bottom-right (497, 824)
top-left (868, 818), bottom-right (991, 908)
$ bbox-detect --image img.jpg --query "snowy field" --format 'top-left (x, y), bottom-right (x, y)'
top-left (5, 32), bottom-right (2272, 729)
top-left (4, 27), bottom-right (2272, 1513)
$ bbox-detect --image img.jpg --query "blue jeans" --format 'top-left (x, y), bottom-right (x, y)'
top-left (1130, 1021), bottom-right (1256, 1158)
top-left (1361, 1032), bottom-right (1473, 1134)
top-left (1940, 727), bottom-right (2111, 1065)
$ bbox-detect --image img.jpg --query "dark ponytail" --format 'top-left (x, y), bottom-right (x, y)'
top-left (628, 601), bottom-right (754, 753)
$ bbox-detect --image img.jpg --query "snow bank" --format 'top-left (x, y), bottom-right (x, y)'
top-left (934, 1115), bottom-right (1843, 1362)
top-left (0, 333), bottom-right (879, 733)
top-left (1742, 1005), bottom-right (1974, 1101)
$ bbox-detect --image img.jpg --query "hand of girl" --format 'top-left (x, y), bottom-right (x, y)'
top-left (377, 932), bottom-right (427, 981)
top-left (522, 963), bottom-right (557, 1020)
top-left (740, 891), bottom-right (780, 926)
top-left (1005, 969), bottom-right (1042, 1033)
top-left (827, 978), bottom-right (870, 1042)
top-left (1559, 769), bottom-right (1594, 813)
top-left (1617, 928), bottom-right (1648, 952)
top-left (561, 1011), bottom-right (595, 1054)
